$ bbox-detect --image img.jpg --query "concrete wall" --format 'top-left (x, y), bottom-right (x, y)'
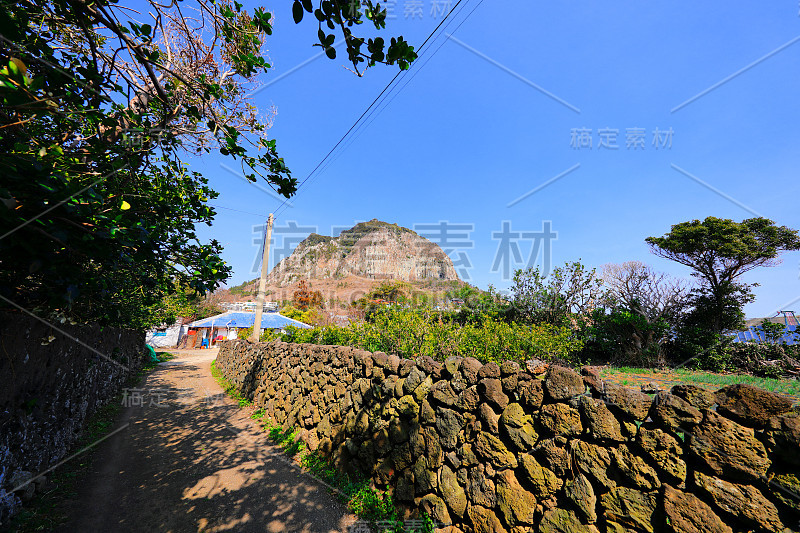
top-left (217, 339), bottom-right (800, 532)
top-left (0, 311), bottom-right (146, 524)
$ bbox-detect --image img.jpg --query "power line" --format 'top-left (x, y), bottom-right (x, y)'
top-left (273, 67), bottom-right (405, 219)
top-left (209, 204), bottom-right (266, 218)
top-left (273, 0), bottom-right (478, 219)
top-left (219, 2), bottom-right (483, 224)
top-left (310, 0), bottom-right (485, 181)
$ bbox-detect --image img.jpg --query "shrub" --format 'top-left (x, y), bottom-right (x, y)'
top-left (663, 323), bottom-right (728, 371)
top-left (723, 342), bottom-right (797, 378)
top-left (759, 319), bottom-right (787, 344)
top-left (583, 309), bottom-right (671, 367)
top-left (348, 487), bottom-right (400, 525)
top-left (511, 261), bottom-right (603, 327)
top-left (237, 326), bottom-right (279, 342)
top-left (285, 307), bottom-right (584, 365)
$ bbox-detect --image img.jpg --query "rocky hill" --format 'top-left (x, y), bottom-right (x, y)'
top-left (266, 219), bottom-right (460, 286)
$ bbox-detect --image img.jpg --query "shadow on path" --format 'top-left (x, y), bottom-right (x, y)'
top-left (56, 351), bottom-right (355, 533)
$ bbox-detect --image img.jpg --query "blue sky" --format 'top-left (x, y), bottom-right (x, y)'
top-left (191, 1), bottom-right (800, 319)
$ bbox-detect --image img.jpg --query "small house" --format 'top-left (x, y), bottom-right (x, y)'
top-left (185, 311), bottom-right (311, 348)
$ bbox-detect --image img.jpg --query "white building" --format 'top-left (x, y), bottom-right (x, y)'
top-left (221, 301), bottom-right (278, 312)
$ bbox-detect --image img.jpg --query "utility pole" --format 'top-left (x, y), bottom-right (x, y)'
top-left (251, 213), bottom-right (274, 342)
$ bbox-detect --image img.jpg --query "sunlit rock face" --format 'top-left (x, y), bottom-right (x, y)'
top-left (266, 219), bottom-right (459, 286)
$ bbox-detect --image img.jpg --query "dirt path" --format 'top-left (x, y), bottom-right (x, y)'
top-left (56, 349), bottom-right (356, 533)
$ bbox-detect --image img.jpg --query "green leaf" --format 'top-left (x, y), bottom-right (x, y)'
top-left (9, 58), bottom-right (26, 77)
top-left (292, 1), bottom-right (304, 23)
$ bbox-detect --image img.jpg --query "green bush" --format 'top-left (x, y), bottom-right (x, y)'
top-left (237, 326), bottom-right (279, 342)
top-left (759, 319), bottom-right (787, 344)
top-left (668, 328), bottom-right (732, 372)
top-left (665, 329), bottom-right (799, 377)
top-left (348, 487), bottom-right (401, 526)
top-left (582, 309), bottom-right (670, 367)
top-left (723, 342), bottom-right (797, 378)
top-left (284, 307), bottom-right (584, 365)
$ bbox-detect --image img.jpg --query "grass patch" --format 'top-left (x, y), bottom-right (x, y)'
top-left (210, 359), bottom-right (434, 533)
top-left (210, 360), bottom-right (252, 408)
top-left (5, 349), bottom-right (172, 532)
top-left (155, 351), bottom-right (177, 362)
top-left (673, 369), bottom-right (800, 395)
top-left (600, 366), bottom-right (800, 398)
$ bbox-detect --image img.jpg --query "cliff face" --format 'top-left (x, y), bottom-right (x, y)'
top-left (266, 219), bottom-right (459, 286)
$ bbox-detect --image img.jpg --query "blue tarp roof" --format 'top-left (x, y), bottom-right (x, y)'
top-left (732, 324), bottom-right (798, 345)
top-left (187, 311), bottom-right (311, 329)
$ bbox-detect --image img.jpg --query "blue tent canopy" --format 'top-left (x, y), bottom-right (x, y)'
top-left (187, 311), bottom-right (311, 330)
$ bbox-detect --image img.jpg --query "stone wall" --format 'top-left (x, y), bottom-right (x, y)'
top-left (217, 339), bottom-right (800, 533)
top-left (0, 311), bottom-right (146, 523)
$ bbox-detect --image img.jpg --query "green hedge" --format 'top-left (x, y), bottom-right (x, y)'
top-left (284, 307), bottom-right (584, 365)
